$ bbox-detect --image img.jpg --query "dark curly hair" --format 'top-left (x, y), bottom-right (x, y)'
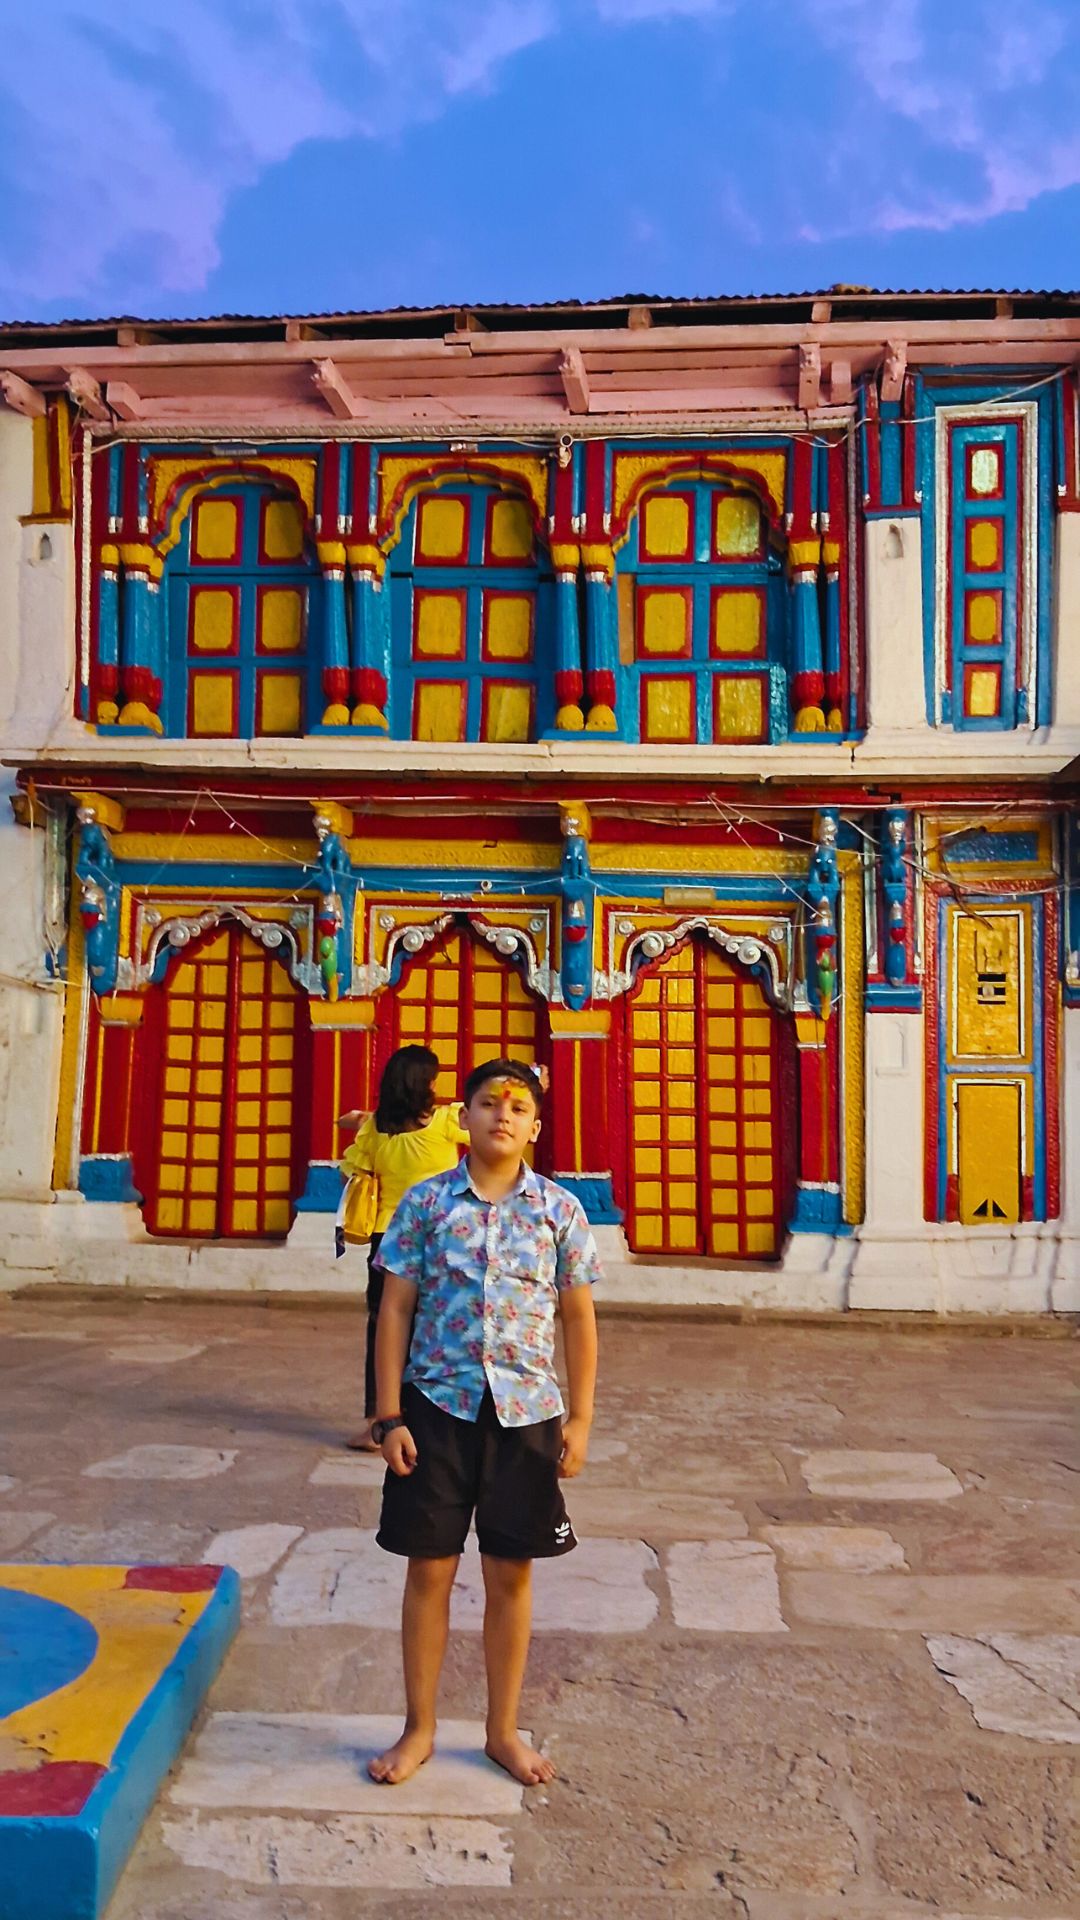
top-left (374, 1045), bottom-right (441, 1135)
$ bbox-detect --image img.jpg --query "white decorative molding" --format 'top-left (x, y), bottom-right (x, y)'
top-left (600, 911), bottom-right (795, 1007)
top-left (133, 901), bottom-right (320, 994)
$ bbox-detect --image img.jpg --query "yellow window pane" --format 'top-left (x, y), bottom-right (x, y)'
top-left (257, 673), bottom-right (302, 737)
top-left (715, 675), bottom-right (765, 740)
top-left (415, 681), bottom-right (466, 741)
top-left (196, 1070), bottom-right (222, 1096)
top-left (263, 498), bottom-right (304, 561)
top-left (169, 999), bottom-right (194, 1030)
top-left (709, 1087), bottom-right (736, 1115)
top-left (745, 1223), bottom-right (777, 1255)
top-left (743, 1017), bottom-right (772, 1046)
top-left (634, 1149), bottom-right (662, 1175)
top-left (744, 1055), bottom-right (771, 1082)
top-left (192, 1135), bottom-right (219, 1161)
top-left (473, 1011), bottom-right (501, 1039)
top-left (745, 1191), bottom-right (773, 1217)
top-left (232, 1201), bottom-right (259, 1232)
top-left (265, 1165), bottom-right (291, 1193)
top-left (707, 1017), bottom-right (735, 1047)
top-left (746, 1154), bottom-right (774, 1183)
top-left (233, 1166), bottom-right (259, 1193)
top-left (240, 961), bottom-right (263, 990)
top-left (483, 683), bottom-right (532, 743)
top-left (233, 1137), bottom-right (260, 1161)
top-left (417, 495), bottom-right (466, 560)
top-left (164, 1067), bottom-right (190, 1095)
top-left (668, 1217), bottom-right (698, 1249)
top-left (191, 589), bottom-right (236, 654)
top-left (160, 1131), bottom-right (186, 1157)
top-left (745, 1121), bottom-right (773, 1149)
top-left (744, 1089), bottom-right (771, 1115)
top-left (260, 588), bottom-right (304, 654)
top-left (266, 1100), bottom-right (292, 1127)
top-left (398, 1007), bottom-right (426, 1035)
top-left (668, 1115), bottom-right (695, 1142)
top-left (668, 1182), bottom-right (696, 1209)
top-left (636, 978), bottom-right (660, 1003)
top-left (167, 1035), bottom-right (193, 1063)
top-left (485, 594), bottom-right (533, 660)
top-left (191, 672), bottom-right (236, 736)
top-left (269, 1002), bottom-right (294, 1029)
top-left (236, 1037), bottom-right (261, 1063)
top-left (199, 1036), bottom-right (224, 1064)
top-left (714, 493), bottom-right (761, 556)
top-left (415, 592), bottom-right (464, 658)
top-left (636, 1181), bottom-right (663, 1210)
top-left (709, 1061), bottom-right (736, 1088)
top-left (507, 1012), bottom-right (534, 1039)
top-left (710, 1222), bottom-right (741, 1254)
top-left (712, 591), bottom-right (762, 656)
top-left (172, 964), bottom-right (196, 993)
top-left (633, 1012), bottom-right (661, 1042)
top-left (636, 1080), bottom-right (660, 1108)
top-left (642, 492), bottom-right (690, 557)
top-left (433, 972), bottom-right (461, 1001)
top-left (669, 1082), bottom-right (694, 1108)
top-left (235, 1101), bottom-right (261, 1127)
top-left (239, 1003), bottom-right (261, 1029)
top-left (640, 591), bottom-right (689, 656)
top-left (267, 1068), bottom-right (292, 1094)
top-left (190, 1166), bottom-right (218, 1194)
top-left (264, 1200), bottom-right (291, 1233)
top-left (969, 520), bottom-right (1001, 569)
top-left (634, 1114), bottom-right (660, 1142)
top-left (236, 1069), bottom-right (260, 1095)
top-left (194, 498), bottom-right (238, 561)
top-left (202, 964), bottom-right (227, 993)
top-left (634, 1047), bottom-right (661, 1075)
top-left (668, 1048), bottom-right (694, 1075)
top-left (711, 1154), bottom-right (738, 1180)
top-left (155, 1197), bottom-right (184, 1231)
top-left (162, 1100), bottom-right (188, 1125)
top-left (712, 1188), bottom-right (738, 1212)
top-left (710, 1122), bottom-right (737, 1147)
top-left (635, 1217), bottom-right (662, 1247)
top-left (967, 593), bottom-right (999, 644)
top-left (266, 1132), bottom-right (291, 1158)
top-left (158, 1164), bottom-right (184, 1193)
top-left (268, 1036), bottom-right (293, 1060)
top-left (665, 1011), bottom-right (695, 1044)
top-left (643, 677), bottom-right (693, 742)
top-left (488, 497), bottom-right (533, 560)
top-left (669, 1149), bottom-right (695, 1177)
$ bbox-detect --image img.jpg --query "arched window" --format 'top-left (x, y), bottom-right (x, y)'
top-left (617, 482), bottom-right (784, 744)
top-left (387, 485), bottom-right (554, 742)
top-left (163, 483), bottom-right (320, 738)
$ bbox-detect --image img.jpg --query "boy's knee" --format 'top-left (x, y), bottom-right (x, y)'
top-left (481, 1553), bottom-right (532, 1592)
top-left (406, 1554), bottom-right (459, 1592)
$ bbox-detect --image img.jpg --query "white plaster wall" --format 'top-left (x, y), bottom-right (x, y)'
top-left (861, 1012), bottom-right (925, 1233)
top-left (1052, 515), bottom-right (1080, 728)
top-left (864, 515), bottom-right (928, 734)
top-left (0, 415), bottom-right (68, 1206)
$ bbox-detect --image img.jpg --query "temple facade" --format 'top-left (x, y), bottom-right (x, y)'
top-left (1, 290), bottom-right (1078, 1311)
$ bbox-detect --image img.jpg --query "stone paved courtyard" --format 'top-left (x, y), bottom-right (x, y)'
top-left (1, 1291), bottom-right (1078, 1919)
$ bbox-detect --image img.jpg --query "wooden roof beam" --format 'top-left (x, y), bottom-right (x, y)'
top-left (312, 357), bottom-right (364, 419)
top-left (559, 345), bottom-right (590, 414)
top-left (105, 381), bottom-right (144, 422)
top-left (0, 369), bottom-right (46, 417)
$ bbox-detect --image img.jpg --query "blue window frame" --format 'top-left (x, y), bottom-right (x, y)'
top-left (163, 485), bottom-right (319, 739)
top-left (387, 485), bottom-right (554, 742)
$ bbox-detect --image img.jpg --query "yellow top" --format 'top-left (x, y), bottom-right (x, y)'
top-left (341, 1105), bottom-right (468, 1233)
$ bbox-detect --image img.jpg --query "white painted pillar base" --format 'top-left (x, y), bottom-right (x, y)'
top-left (864, 516), bottom-right (928, 735)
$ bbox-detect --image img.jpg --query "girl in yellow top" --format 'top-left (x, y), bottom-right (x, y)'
top-left (339, 1045), bottom-right (467, 1450)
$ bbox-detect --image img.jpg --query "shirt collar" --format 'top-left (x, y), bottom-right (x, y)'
top-left (450, 1155), bottom-right (541, 1201)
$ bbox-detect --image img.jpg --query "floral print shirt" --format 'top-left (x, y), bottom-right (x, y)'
top-left (376, 1157), bottom-right (602, 1428)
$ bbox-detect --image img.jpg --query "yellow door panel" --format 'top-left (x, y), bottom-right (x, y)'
top-left (957, 1081), bottom-right (1021, 1225)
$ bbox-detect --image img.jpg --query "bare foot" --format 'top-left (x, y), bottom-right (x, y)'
top-left (367, 1726), bottom-right (434, 1785)
top-left (484, 1732), bottom-right (556, 1786)
top-left (346, 1425), bottom-right (381, 1453)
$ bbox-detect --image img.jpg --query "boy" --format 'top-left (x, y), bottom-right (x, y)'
top-left (367, 1057), bottom-right (601, 1788)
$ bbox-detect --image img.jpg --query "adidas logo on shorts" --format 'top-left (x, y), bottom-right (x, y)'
top-left (554, 1520), bottom-right (572, 1543)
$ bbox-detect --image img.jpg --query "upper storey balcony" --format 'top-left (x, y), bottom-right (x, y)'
top-left (4, 290), bottom-right (1080, 780)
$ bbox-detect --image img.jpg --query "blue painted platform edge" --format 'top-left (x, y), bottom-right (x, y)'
top-left (0, 1569), bottom-right (240, 1920)
top-left (78, 1156), bottom-right (142, 1204)
top-left (787, 1187), bottom-right (848, 1233)
top-left (865, 984), bottom-right (924, 1011)
top-left (294, 1162), bottom-right (344, 1212)
top-left (555, 1174), bottom-right (623, 1224)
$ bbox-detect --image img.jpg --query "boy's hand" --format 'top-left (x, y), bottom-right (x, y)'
top-left (382, 1426), bottom-right (418, 1476)
top-left (558, 1414), bottom-right (590, 1479)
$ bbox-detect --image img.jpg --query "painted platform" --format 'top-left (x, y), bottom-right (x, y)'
top-left (0, 1563), bottom-right (240, 1920)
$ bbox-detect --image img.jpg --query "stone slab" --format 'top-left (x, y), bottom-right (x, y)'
top-left (0, 1478), bottom-right (17, 1496)
top-left (170, 1712), bottom-right (527, 1815)
top-left (0, 1512), bottom-right (54, 1553)
top-left (568, 1487), bottom-right (748, 1540)
top-left (83, 1444), bottom-right (237, 1481)
top-left (160, 1810), bottom-right (514, 1889)
top-left (269, 1531), bottom-right (659, 1633)
top-left (0, 1563), bottom-right (239, 1920)
top-left (760, 1524), bottom-right (908, 1571)
top-left (105, 1341), bottom-right (206, 1365)
top-left (787, 1573), bottom-right (1080, 1633)
top-left (926, 1633), bottom-right (1080, 1742)
top-left (666, 1539), bottom-right (788, 1633)
top-left (201, 1525), bottom-right (304, 1579)
top-left (20, 1522), bottom-right (209, 1566)
top-left (309, 1452), bottom-right (386, 1485)
top-left (800, 1450), bottom-right (964, 1500)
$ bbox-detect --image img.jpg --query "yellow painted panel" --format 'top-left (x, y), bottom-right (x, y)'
top-left (640, 591), bottom-right (689, 656)
top-left (191, 589), bottom-right (236, 654)
top-left (485, 594), bottom-right (533, 660)
top-left (714, 493), bottom-right (761, 556)
top-left (745, 1191), bottom-right (774, 1217)
top-left (240, 960), bottom-right (263, 989)
top-left (202, 964), bottom-right (227, 993)
top-left (969, 520), bottom-right (1001, 569)
top-left (635, 1216), bottom-right (662, 1248)
top-left (418, 495), bottom-right (466, 559)
top-left (707, 1017), bottom-right (736, 1047)
top-left (637, 1182), bottom-right (663, 1210)
top-left (488, 497), bottom-right (534, 560)
top-left (669, 1082), bottom-right (694, 1108)
top-left (258, 672), bottom-right (302, 736)
top-left (745, 1121), bottom-right (773, 1148)
top-left (710, 1222), bottom-right (741, 1254)
top-left (635, 1149), bottom-right (662, 1175)
top-left (745, 1223), bottom-right (777, 1254)
top-left (667, 1216), bottom-right (698, 1249)
top-left (953, 911), bottom-right (1025, 1059)
top-left (668, 1048), bottom-right (694, 1075)
top-left (958, 1080), bottom-right (1021, 1224)
top-left (398, 1006), bottom-right (426, 1035)
top-left (158, 1164), bottom-right (184, 1193)
top-left (164, 1068), bottom-right (190, 1094)
top-left (265, 1165), bottom-right (291, 1193)
top-left (268, 1036), bottom-right (293, 1060)
top-left (708, 1060), bottom-right (736, 1089)
top-left (415, 592), bottom-right (464, 657)
top-left (743, 1017), bottom-right (772, 1046)
top-left (195, 1070), bottom-right (222, 1096)
top-left (967, 592), bottom-right (999, 643)
top-left (233, 1166), bottom-right (259, 1193)
top-left (643, 677), bottom-right (693, 741)
top-left (269, 1002), bottom-right (294, 1029)
top-left (236, 1036), bottom-right (261, 1063)
top-left (191, 672), bottom-right (235, 736)
top-left (266, 1132), bottom-right (291, 1157)
top-left (190, 1166), bottom-right (217, 1194)
top-left (160, 1132), bottom-right (186, 1157)
top-left (194, 498), bottom-right (238, 560)
top-left (232, 1201), bottom-right (259, 1232)
top-left (712, 1188), bottom-right (738, 1211)
top-left (636, 1080), bottom-right (661, 1107)
top-left (415, 680), bottom-right (466, 741)
top-left (161, 1099), bottom-right (188, 1126)
top-left (711, 1154), bottom-right (738, 1180)
top-left (199, 1036), bottom-right (224, 1063)
top-left (634, 1114), bottom-right (660, 1141)
top-left (155, 1196), bottom-right (184, 1230)
top-left (634, 1047), bottom-right (662, 1074)
top-left (709, 1088), bottom-right (736, 1115)
top-left (239, 1003), bottom-right (261, 1030)
top-left (263, 498), bottom-right (304, 560)
top-left (233, 1138), bottom-right (260, 1161)
top-left (709, 1121), bottom-right (737, 1147)
top-left (431, 1005), bottom-right (457, 1035)
top-left (236, 1102), bottom-right (261, 1128)
top-left (744, 1089), bottom-right (771, 1114)
top-left (193, 1101), bottom-right (220, 1129)
top-left (746, 1154), bottom-right (774, 1182)
top-left (744, 1055), bottom-right (771, 1082)
top-left (667, 1115), bottom-right (695, 1142)
top-left (187, 1200), bottom-right (217, 1231)
top-left (712, 591), bottom-right (762, 656)
top-left (966, 667), bottom-right (1000, 717)
top-left (669, 1148), bottom-right (695, 1176)
top-left (636, 978), bottom-right (660, 1004)
top-left (192, 1136), bottom-right (218, 1162)
top-left (260, 588), bottom-right (304, 653)
top-left (168, 1036), bottom-right (193, 1062)
top-left (666, 1012), bottom-right (695, 1043)
top-left (715, 675), bottom-right (764, 740)
top-left (172, 964), bottom-right (196, 992)
top-left (483, 683), bottom-right (532, 743)
top-left (642, 492), bottom-right (690, 557)
top-left (168, 999), bottom-right (194, 1029)
top-left (267, 1067), bottom-right (291, 1094)
top-left (507, 1011), bottom-right (533, 1039)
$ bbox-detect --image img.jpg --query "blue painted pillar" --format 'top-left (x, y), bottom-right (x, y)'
top-left (117, 553), bottom-right (164, 734)
top-left (316, 542), bottom-right (350, 725)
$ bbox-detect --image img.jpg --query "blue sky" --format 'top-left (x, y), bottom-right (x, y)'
top-left (2, 0), bottom-right (1079, 321)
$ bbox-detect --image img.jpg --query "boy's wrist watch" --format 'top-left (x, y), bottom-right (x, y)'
top-left (371, 1415), bottom-right (405, 1444)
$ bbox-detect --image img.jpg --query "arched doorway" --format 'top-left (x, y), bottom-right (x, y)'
top-left (374, 919), bottom-right (549, 1165)
top-left (615, 934), bottom-right (794, 1258)
top-left (134, 923), bottom-right (309, 1238)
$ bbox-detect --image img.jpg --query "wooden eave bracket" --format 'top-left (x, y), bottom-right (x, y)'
top-left (0, 369), bottom-right (46, 417)
top-left (829, 357), bottom-right (853, 405)
top-left (66, 367), bottom-right (110, 422)
top-left (560, 345), bottom-right (590, 414)
top-left (881, 338), bottom-right (908, 403)
top-left (312, 357), bottom-right (364, 419)
top-left (105, 381), bottom-right (143, 422)
top-left (798, 343), bottom-right (821, 411)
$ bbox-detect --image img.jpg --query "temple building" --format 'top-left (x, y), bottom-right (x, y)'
top-left (0, 289), bottom-right (1078, 1311)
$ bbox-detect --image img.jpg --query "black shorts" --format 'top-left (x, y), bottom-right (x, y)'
top-left (377, 1382), bottom-right (577, 1562)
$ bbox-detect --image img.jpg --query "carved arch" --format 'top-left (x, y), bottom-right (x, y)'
top-left (619, 915), bottom-right (793, 1011)
top-left (610, 450), bottom-right (787, 551)
top-left (152, 459), bottom-right (318, 559)
top-left (376, 454), bottom-right (550, 556)
top-left (141, 904), bottom-right (314, 992)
